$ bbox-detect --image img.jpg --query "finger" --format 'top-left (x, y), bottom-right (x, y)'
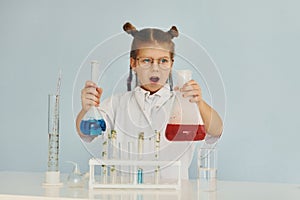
top-left (84, 94), bottom-right (100, 104)
top-left (85, 80), bottom-right (98, 88)
top-left (96, 87), bottom-right (103, 96)
top-left (182, 90), bottom-right (202, 102)
top-left (84, 99), bottom-right (98, 106)
top-left (82, 99), bottom-right (99, 111)
top-left (183, 79), bottom-right (199, 86)
top-left (184, 79), bottom-right (197, 86)
top-left (181, 82), bottom-right (200, 92)
top-left (189, 95), bottom-right (202, 103)
top-left (182, 90), bottom-right (200, 98)
top-left (82, 87), bottom-right (100, 98)
top-left (180, 85), bottom-right (195, 92)
top-left (181, 84), bottom-right (201, 95)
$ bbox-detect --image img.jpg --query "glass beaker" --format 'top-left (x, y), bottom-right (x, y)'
top-left (197, 146), bottom-right (217, 191)
top-left (165, 70), bottom-right (206, 141)
top-left (80, 61), bottom-right (106, 136)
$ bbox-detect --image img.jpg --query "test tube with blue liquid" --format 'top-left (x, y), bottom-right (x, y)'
top-left (137, 132), bottom-right (144, 184)
top-left (80, 61), bottom-right (106, 136)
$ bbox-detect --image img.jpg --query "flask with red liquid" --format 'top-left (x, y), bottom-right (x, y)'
top-left (165, 70), bottom-right (206, 141)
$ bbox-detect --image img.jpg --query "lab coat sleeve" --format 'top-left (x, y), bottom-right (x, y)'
top-left (204, 134), bottom-right (220, 144)
top-left (96, 95), bottom-right (120, 132)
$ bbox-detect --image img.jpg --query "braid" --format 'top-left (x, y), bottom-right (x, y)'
top-left (127, 67), bottom-right (133, 91)
top-left (169, 71), bottom-right (173, 91)
top-left (135, 71), bottom-right (139, 88)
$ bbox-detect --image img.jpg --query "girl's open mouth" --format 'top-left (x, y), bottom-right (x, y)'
top-left (149, 76), bottom-right (160, 83)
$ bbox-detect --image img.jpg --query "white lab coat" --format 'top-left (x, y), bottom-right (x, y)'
top-left (97, 84), bottom-right (217, 179)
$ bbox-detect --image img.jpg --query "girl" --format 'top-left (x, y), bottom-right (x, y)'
top-left (76, 22), bottom-right (223, 179)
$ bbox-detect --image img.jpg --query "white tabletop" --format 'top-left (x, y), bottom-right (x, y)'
top-left (0, 171), bottom-right (299, 200)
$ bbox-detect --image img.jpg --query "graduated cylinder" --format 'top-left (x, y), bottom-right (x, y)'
top-left (48, 94), bottom-right (60, 172)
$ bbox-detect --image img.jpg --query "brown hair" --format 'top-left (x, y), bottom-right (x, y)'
top-left (123, 22), bottom-right (179, 59)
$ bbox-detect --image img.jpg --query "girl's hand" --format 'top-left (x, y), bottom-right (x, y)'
top-left (179, 80), bottom-right (203, 104)
top-left (81, 81), bottom-right (103, 112)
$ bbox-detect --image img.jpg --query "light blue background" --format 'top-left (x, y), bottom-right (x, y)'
top-left (0, 0), bottom-right (299, 184)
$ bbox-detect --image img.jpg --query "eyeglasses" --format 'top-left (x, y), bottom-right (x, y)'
top-left (136, 57), bottom-right (173, 70)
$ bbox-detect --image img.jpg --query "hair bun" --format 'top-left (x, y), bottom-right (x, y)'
top-left (123, 22), bottom-right (138, 36)
top-left (168, 26), bottom-right (179, 38)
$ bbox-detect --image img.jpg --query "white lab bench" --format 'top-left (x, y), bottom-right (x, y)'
top-left (0, 171), bottom-right (299, 200)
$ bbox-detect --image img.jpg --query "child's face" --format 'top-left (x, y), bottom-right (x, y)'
top-left (130, 48), bottom-right (173, 93)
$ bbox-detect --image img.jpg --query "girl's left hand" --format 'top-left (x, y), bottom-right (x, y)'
top-left (179, 80), bottom-right (203, 104)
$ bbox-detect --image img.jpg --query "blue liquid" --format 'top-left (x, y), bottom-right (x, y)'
top-left (137, 168), bottom-right (143, 184)
top-left (80, 119), bottom-right (106, 135)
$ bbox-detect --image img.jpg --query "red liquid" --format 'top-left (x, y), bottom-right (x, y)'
top-left (165, 124), bottom-right (206, 141)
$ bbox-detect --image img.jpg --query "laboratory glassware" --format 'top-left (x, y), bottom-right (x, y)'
top-left (165, 70), bottom-right (206, 141)
top-left (197, 147), bottom-right (217, 191)
top-left (47, 94), bottom-right (60, 172)
top-left (137, 132), bottom-right (144, 184)
top-left (80, 61), bottom-right (106, 136)
top-left (44, 71), bottom-right (63, 186)
top-left (154, 130), bottom-right (160, 184)
top-left (66, 161), bottom-right (85, 187)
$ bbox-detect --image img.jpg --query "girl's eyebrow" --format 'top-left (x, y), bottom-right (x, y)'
top-left (137, 56), bottom-right (171, 59)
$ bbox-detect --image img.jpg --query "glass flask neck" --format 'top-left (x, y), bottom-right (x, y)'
top-left (176, 70), bottom-right (192, 88)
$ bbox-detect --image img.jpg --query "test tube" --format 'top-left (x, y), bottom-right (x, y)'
top-left (128, 142), bottom-right (133, 183)
top-left (101, 135), bottom-right (108, 184)
top-left (138, 132), bottom-right (144, 160)
top-left (110, 130), bottom-right (117, 183)
top-left (118, 142), bottom-right (122, 183)
top-left (111, 130), bottom-right (117, 158)
top-left (155, 130), bottom-right (160, 159)
top-left (137, 168), bottom-right (143, 184)
top-left (137, 133), bottom-right (144, 184)
top-left (154, 130), bottom-right (160, 184)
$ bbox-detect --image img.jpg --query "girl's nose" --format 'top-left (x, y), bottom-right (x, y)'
top-left (151, 62), bottom-right (159, 71)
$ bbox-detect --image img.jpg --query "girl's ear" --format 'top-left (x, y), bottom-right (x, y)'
top-left (130, 57), bottom-right (136, 71)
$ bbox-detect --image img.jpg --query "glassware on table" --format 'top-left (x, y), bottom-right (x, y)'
top-left (80, 61), bottom-right (106, 136)
top-left (197, 146), bottom-right (217, 191)
top-left (44, 93), bottom-right (63, 186)
top-left (165, 69), bottom-right (206, 141)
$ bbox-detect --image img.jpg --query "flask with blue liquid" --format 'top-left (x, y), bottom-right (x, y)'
top-left (80, 61), bottom-right (106, 136)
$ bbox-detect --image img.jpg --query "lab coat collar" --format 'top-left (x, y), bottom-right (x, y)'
top-left (134, 84), bottom-right (174, 108)
top-left (134, 84), bottom-right (171, 97)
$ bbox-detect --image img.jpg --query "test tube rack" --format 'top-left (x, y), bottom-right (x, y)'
top-left (89, 158), bottom-right (181, 190)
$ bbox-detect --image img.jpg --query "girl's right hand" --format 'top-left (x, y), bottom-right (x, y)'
top-left (81, 81), bottom-right (103, 112)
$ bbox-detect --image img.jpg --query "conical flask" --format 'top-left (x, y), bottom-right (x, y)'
top-left (80, 61), bottom-right (106, 135)
top-left (165, 70), bottom-right (206, 141)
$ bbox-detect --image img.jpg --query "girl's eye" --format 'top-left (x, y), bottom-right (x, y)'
top-left (142, 58), bottom-right (151, 63)
top-left (160, 58), bottom-right (169, 63)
